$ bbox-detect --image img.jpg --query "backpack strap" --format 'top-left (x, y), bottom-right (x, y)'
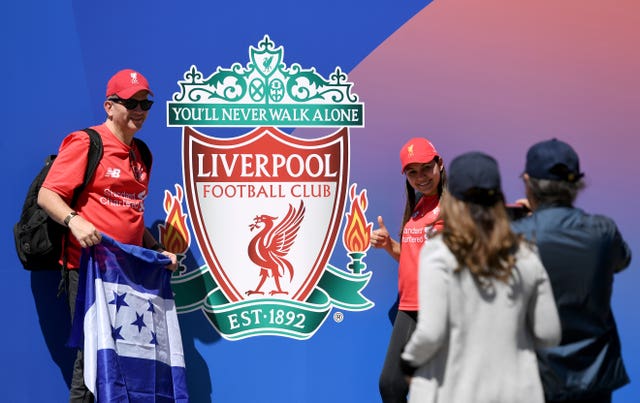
top-left (133, 137), bottom-right (153, 173)
top-left (59, 128), bottom-right (103, 273)
top-left (71, 128), bottom-right (104, 208)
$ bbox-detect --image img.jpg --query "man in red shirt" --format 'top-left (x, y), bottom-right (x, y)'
top-left (38, 69), bottom-right (177, 402)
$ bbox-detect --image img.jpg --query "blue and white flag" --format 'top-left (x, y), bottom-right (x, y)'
top-left (70, 234), bottom-right (189, 402)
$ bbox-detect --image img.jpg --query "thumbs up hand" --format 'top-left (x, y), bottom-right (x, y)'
top-left (371, 216), bottom-right (391, 249)
top-left (370, 216), bottom-right (401, 261)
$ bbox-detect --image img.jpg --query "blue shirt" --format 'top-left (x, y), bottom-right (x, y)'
top-left (512, 204), bottom-right (631, 400)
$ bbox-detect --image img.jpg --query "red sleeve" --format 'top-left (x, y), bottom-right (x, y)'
top-left (41, 131), bottom-right (90, 203)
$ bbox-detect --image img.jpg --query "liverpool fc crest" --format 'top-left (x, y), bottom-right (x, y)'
top-left (164, 36), bottom-right (373, 340)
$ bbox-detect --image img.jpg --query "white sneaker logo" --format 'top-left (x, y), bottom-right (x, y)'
top-left (106, 168), bottom-right (121, 178)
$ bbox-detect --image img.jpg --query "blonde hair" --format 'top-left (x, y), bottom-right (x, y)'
top-left (441, 193), bottom-right (521, 282)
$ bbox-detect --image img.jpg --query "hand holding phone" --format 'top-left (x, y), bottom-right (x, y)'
top-left (506, 203), bottom-right (531, 220)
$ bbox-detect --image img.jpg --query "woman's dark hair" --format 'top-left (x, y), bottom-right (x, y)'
top-left (400, 156), bottom-right (447, 231)
top-left (440, 193), bottom-right (521, 282)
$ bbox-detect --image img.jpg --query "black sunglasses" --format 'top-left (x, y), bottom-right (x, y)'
top-left (109, 97), bottom-right (154, 111)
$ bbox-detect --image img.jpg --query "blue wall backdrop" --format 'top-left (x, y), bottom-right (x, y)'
top-left (3, 1), bottom-right (638, 402)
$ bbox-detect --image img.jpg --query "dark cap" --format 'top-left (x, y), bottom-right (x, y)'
top-left (448, 152), bottom-right (502, 205)
top-left (525, 138), bottom-right (584, 182)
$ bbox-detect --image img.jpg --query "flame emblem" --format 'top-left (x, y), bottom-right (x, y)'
top-left (342, 184), bottom-right (372, 253)
top-left (159, 184), bottom-right (191, 258)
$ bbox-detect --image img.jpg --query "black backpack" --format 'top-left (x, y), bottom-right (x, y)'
top-left (13, 128), bottom-right (152, 271)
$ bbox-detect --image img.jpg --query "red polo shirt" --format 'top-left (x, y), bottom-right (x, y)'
top-left (397, 194), bottom-right (444, 311)
top-left (42, 124), bottom-right (150, 269)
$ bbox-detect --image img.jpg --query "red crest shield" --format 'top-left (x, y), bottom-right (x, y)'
top-left (183, 126), bottom-right (349, 302)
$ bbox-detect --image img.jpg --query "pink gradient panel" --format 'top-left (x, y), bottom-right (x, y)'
top-left (351, 0), bottom-right (639, 210)
top-left (346, 1), bottom-right (640, 400)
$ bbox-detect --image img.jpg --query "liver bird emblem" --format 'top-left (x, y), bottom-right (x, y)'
top-left (246, 200), bottom-right (306, 296)
top-left (262, 55), bottom-right (274, 72)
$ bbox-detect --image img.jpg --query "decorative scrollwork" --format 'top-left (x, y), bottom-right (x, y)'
top-left (167, 35), bottom-right (363, 127)
top-left (171, 36), bottom-right (360, 105)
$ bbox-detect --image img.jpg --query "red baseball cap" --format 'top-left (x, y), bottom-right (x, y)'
top-left (399, 137), bottom-right (439, 173)
top-left (106, 69), bottom-right (154, 99)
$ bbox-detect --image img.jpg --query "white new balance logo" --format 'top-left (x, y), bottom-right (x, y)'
top-left (106, 168), bottom-right (121, 178)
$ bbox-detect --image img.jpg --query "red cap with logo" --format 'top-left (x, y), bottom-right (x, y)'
top-left (106, 69), bottom-right (154, 99)
top-left (399, 137), bottom-right (439, 173)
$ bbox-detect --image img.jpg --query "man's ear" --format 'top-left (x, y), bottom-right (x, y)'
top-left (104, 100), bottom-right (114, 118)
